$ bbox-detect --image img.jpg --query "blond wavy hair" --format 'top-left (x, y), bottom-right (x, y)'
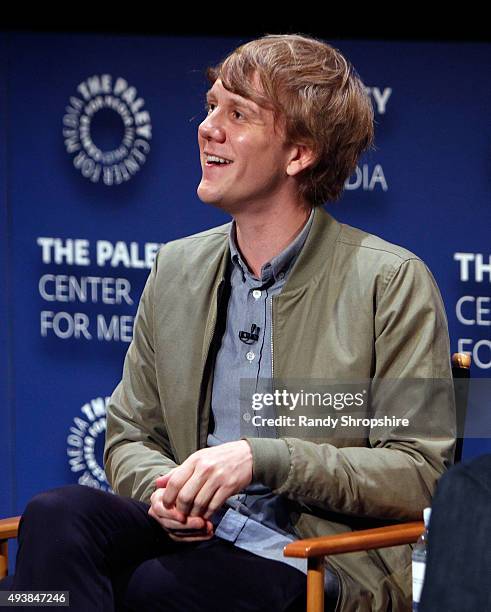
top-left (207, 34), bottom-right (374, 206)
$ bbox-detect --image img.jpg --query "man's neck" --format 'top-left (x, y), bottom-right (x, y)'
top-left (233, 201), bottom-right (313, 278)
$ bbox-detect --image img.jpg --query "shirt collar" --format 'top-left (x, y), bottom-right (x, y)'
top-left (228, 208), bottom-right (314, 284)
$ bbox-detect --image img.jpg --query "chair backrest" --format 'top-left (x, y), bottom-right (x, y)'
top-left (451, 352), bottom-right (471, 463)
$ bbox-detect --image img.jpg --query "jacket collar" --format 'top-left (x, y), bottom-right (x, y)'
top-left (269, 206), bottom-right (342, 293)
top-left (216, 206), bottom-right (341, 292)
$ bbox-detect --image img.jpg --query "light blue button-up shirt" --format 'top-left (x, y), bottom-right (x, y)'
top-left (208, 209), bottom-right (314, 574)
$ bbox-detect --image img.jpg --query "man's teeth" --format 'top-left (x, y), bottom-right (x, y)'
top-left (206, 155), bottom-right (232, 164)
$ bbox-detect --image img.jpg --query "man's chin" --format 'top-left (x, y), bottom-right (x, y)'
top-left (197, 187), bottom-right (230, 212)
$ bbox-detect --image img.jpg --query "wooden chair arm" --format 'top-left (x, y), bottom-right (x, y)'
top-left (0, 516), bottom-right (20, 579)
top-left (283, 521), bottom-right (424, 612)
top-left (0, 516), bottom-right (20, 540)
top-left (284, 520), bottom-right (424, 558)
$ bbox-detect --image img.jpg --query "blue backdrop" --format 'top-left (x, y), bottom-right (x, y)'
top-left (1, 33), bottom-right (490, 539)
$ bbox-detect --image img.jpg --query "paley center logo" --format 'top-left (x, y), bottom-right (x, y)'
top-left (66, 396), bottom-right (112, 492)
top-left (63, 74), bottom-right (152, 186)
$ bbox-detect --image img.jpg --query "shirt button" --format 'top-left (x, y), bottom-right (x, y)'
top-left (246, 351), bottom-right (255, 362)
top-left (278, 272), bottom-right (285, 279)
top-left (252, 289), bottom-right (261, 300)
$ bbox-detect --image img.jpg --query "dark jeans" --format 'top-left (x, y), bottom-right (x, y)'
top-left (419, 454), bottom-right (491, 611)
top-left (0, 485), bottom-right (323, 611)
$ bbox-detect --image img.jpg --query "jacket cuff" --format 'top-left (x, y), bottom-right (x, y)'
top-left (242, 437), bottom-right (291, 490)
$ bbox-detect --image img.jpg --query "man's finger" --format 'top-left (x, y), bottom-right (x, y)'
top-left (148, 501), bottom-right (211, 531)
top-left (150, 492), bottom-right (186, 523)
top-left (151, 513), bottom-right (207, 531)
top-left (185, 480), bottom-right (221, 517)
top-left (173, 472), bottom-right (217, 516)
top-left (148, 506), bottom-right (214, 541)
top-left (155, 474), bottom-right (171, 488)
top-left (202, 487), bottom-right (234, 520)
top-left (166, 529), bottom-right (214, 543)
top-left (167, 518), bottom-right (214, 537)
top-left (161, 463), bottom-right (196, 509)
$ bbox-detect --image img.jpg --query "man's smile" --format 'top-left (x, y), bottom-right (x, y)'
top-left (204, 152), bottom-right (234, 166)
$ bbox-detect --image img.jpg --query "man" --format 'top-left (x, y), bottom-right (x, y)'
top-left (5, 34), bottom-right (455, 611)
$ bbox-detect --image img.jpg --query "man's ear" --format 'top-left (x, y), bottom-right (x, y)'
top-left (286, 143), bottom-right (317, 177)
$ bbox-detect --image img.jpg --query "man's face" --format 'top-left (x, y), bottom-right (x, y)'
top-left (197, 79), bottom-right (295, 213)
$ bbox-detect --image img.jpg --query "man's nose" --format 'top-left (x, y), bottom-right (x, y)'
top-left (198, 112), bottom-right (226, 143)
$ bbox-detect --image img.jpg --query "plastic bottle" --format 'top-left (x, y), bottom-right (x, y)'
top-left (412, 507), bottom-right (431, 611)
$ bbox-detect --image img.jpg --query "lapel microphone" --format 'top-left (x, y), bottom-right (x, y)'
top-left (239, 324), bottom-right (260, 344)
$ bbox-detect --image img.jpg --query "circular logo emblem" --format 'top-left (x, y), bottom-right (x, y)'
top-left (62, 74), bottom-right (152, 186)
top-left (66, 396), bottom-right (112, 491)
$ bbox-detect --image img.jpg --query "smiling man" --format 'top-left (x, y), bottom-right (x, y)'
top-left (5, 34), bottom-right (455, 612)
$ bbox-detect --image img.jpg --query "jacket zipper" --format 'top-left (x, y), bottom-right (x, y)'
top-left (270, 296), bottom-right (274, 379)
top-left (197, 279), bottom-right (224, 450)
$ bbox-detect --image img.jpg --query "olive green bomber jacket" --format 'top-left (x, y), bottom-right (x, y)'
top-left (104, 207), bottom-right (455, 611)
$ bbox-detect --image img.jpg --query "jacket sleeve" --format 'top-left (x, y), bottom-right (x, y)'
top-left (104, 253), bottom-right (178, 504)
top-left (244, 258), bottom-right (456, 521)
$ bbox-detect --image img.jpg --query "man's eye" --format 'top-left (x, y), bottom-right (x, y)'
top-left (232, 110), bottom-right (243, 120)
top-left (205, 103), bottom-right (215, 115)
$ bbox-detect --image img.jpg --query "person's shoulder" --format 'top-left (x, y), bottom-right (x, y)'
top-left (175, 222), bottom-right (231, 243)
top-left (328, 219), bottom-right (447, 314)
top-left (156, 221), bottom-right (231, 266)
top-left (162, 222), bottom-right (231, 249)
top-left (326, 216), bottom-right (436, 292)
top-left (336, 222), bottom-right (420, 266)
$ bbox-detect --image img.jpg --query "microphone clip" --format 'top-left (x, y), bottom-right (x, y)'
top-left (239, 324), bottom-right (260, 344)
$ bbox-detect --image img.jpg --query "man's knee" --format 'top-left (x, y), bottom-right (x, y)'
top-left (23, 485), bottom-right (99, 522)
top-left (20, 485), bottom-right (110, 547)
top-left (121, 558), bottom-right (182, 612)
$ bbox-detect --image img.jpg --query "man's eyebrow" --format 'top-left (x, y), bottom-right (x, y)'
top-left (205, 90), bottom-right (260, 115)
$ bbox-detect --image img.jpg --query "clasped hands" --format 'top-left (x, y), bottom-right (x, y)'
top-left (148, 440), bottom-right (253, 542)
